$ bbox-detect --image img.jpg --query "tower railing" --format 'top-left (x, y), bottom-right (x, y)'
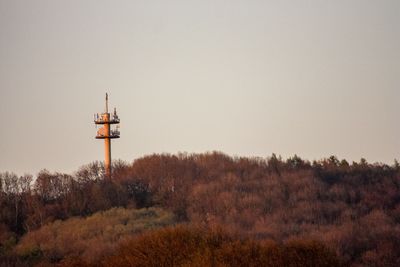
top-left (94, 113), bottom-right (120, 124)
top-left (96, 129), bottom-right (120, 139)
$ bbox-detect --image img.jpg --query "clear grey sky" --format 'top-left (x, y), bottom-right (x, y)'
top-left (0, 0), bottom-right (399, 175)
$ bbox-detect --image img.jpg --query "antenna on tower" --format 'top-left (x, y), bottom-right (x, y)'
top-left (105, 93), bottom-right (109, 113)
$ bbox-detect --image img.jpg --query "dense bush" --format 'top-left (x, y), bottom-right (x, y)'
top-left (102, 225), bottom-right (340, 267)
top-left (15, 207), bottom-right (175, 265)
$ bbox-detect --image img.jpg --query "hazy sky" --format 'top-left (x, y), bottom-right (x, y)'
top-left (0, 0), bottom-right (399, 175)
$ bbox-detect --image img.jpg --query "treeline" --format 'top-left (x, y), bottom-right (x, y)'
top-left (1, 152), bottom-right (400, 266)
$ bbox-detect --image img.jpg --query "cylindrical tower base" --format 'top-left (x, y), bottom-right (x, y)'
top-left (105, 137), bottom-right (111, 178)
top-left (103, 113), bottom-right (111, 178)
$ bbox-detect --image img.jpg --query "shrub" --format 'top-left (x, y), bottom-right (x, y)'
top-left (15, 207), bottom-right (175, 265)
top-left (103, 225), bottom-right (340, 267)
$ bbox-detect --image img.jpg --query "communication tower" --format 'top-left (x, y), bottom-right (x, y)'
top-left (94, 93), bottom-right (120, 178)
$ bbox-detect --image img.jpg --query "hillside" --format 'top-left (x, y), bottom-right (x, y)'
top-left (1, 152), bottom-right (399, 266)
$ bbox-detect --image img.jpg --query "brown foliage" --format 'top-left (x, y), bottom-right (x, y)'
top-left (102, 225), bottom-right (340, 267)
top-left (15, 207), bottom-right (175, 265)
top-left (1, 152), bottom-right (400, 266)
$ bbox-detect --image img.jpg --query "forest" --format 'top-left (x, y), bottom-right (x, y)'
top-left (1, 152), bottom-right (399, 266)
